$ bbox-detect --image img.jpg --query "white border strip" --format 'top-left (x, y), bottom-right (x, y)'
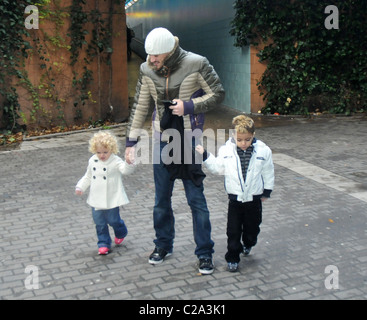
top-left (273, 153), bottom-right (367, 203)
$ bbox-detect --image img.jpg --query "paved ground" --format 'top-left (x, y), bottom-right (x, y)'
top-left (1, 112), bottom-right (367, 302)
top-left (1, 52), bottom-right (367, 302)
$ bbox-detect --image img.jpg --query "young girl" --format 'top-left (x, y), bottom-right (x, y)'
top-left (196, 115), bottom-right (274, 272)
top-left (76, 131), bottom-right (134, 255)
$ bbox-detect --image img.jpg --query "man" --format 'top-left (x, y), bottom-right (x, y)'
top-left (125, 27), bottom-right (225, 274)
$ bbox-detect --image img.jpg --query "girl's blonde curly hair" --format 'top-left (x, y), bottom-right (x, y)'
top-left (232, 115), bottom-right (255, 134)
top-left (89, 131), bottom-right (119, 154)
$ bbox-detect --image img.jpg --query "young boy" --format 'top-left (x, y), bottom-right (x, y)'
top-left (76, 131), bottom-right (134, 255)
top-left (196, 115), bottom-right (274, 272)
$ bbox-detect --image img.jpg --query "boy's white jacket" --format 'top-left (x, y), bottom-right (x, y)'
top-left (76, 154), bottom-right (134, 210)
top-left (204, 138), bottom-right (274, 203)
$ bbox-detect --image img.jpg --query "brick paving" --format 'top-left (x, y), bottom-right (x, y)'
top-left (1, 114), bottom-right (367, 301)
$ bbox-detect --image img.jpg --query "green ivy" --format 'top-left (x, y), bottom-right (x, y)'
top-left (68, 0), bottom-right (114, 118)
top-left (0, 0), bottom-right (34, 131)
top-left (1, 0), bottom-right (123, 134)
top-left (68, 0), bottom-right (89, 66)
top-left (230, 0), bottom-right (367, 115)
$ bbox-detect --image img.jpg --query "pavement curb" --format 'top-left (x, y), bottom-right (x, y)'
top-left (22, 123), bottom-right (128, 141)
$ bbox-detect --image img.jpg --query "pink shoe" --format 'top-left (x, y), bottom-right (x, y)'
top-left (114, 237), bottom-right (125, 245)
top-left (98, 247), bottom-right (110, 255)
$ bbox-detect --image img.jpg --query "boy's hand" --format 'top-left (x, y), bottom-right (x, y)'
top-left (195, 145), bottom-right (204, 154)
top-left (75, 189), bottom-right (83, 196)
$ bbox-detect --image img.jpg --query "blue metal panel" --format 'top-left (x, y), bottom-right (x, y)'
top-left (127, 0), bottom-right (251, 113)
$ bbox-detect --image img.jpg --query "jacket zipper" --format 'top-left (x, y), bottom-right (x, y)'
top-left (165, 69), bottom-right (170, 99)
top-left (234, 148), bottom-right (245, 192)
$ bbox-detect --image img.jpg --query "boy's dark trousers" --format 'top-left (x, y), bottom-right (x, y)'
top-left (225, 198), bottom-right (262, 263)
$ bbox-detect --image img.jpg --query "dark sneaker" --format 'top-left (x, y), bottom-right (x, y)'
top-left (148, 247), bottom-right (172, 264)
top-left (243, 246), bottom-right (252, 256)
top-left (227, 262), bottom-right (239, 272)
top-left (198, 258), bottom-right (214, 275)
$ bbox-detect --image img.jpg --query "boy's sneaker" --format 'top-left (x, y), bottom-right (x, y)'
top-left (115, 237), bottom-right (125, 245)
top-left (227, 262), bottom-right (239, 272)
top-left (98, 247), bottom-right (110, 255)
top-left (148, 247), bottom-right (172, 264)
top-left (198, 258), bottom-right (214, 275)
top-left (243, 246), bottom-right (252, 256)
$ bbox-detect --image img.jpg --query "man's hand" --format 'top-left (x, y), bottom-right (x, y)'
top-left (195, 145), bottom-right (204, 154)
top-left (125, 146), bottom-right (135, 164)
top-left (170, 99), bottom-right (184, 116)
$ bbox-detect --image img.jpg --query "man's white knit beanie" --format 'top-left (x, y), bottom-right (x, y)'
top-left (145, 27), bottom-right (175, 55)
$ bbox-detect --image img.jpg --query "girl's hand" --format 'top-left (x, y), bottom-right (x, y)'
top-left (75, 189), bottom-right (83, 196)
top-left (195, 145), bottom-right (204, 154)
top-left (125, 146), bottom-right (135, 164)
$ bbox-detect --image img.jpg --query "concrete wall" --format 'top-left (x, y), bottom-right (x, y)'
top-left (126, 0), bottom-right (253, 113)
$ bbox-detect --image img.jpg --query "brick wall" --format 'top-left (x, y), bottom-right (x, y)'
top-left (250, 45), bottom-right (267, 113)
top-left (12, 0), bottom-right (129, 130)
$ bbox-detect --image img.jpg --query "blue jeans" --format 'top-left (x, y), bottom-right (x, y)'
top-left (152, 141), bottom-right (214, 258)
top-left (92, 207), bottom-right (128, 248)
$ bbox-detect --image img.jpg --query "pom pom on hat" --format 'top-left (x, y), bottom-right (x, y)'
top-left (145, 27), bottom-right (175, 55)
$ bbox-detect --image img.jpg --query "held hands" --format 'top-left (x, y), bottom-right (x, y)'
top-left (169, 99), bottom-right (184, 116)
top-left (195, 145), bottom-right (205, 154)
top-left (125, 146), bottom-right (135, 165)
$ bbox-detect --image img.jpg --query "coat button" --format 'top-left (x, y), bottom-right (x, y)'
top-left (103, 176), bottom-right (106, 180)
top-left (93, 167), bottom-right (96, 171)
top-left (103, 168), bottom-right (107, 171)
top-left (93, 176), bottom-right (96, 179)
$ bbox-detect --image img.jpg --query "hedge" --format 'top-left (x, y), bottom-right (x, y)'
top-left (230, 0), bottom-right (367, 115)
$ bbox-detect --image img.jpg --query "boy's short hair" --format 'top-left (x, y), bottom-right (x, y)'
top-left (232, 115), bottom-right (255, 134)
top-left (89, 131), bottom-right (119, 154)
